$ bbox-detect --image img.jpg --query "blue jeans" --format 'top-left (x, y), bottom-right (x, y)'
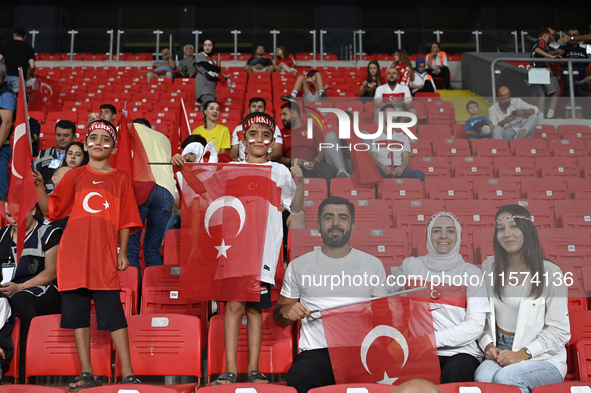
top-left (127, 184), bottom-right (174, 272)
top-left (0, 145), bottom-right (12, 198)
top-left (474, 331), bottom-right (563, 393)
top-left (378, 167), bottom-right (426, 182)
top-left (5, 76), bottom-right (19, 94)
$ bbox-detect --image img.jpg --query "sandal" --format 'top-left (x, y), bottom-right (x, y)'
top-left (122, 375), bottom-right (142, 384)
top-left (68, 372), bottom-right (102, 392)
top-left (247, 370), bottom-right (268, 383)
top-left (212, 371), bottom-right (237, 385)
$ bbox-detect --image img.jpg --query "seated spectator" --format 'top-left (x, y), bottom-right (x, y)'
top-left (391, 212), bottom-right (488, 382)
top-left (388, 49), bottom-right (413, 86)
top-left (281, 70), bottom-right (328, 102)
top-left (230, 97), bottom-right (283, 162)
top-left (370, 104), bottom-right (425, 181)
top-left (275, 46), bottom-right (296, 74)
top-left (410, 57), bottom-right (436, 95)
top-left (147, 47), bottom-right (176, 83)
top-left (278, 102), bottom-right (336, 183)
top-left (464, 101), bottom-right (493, 143)
top-left (2, 199), bottom-right (62, 382)
top-left (0, 63), bottom-right (16, 199)
top-left (173, 44), bottom-right (197, 80)
top-left (88, 103), bottom-right (117, 125)
top-left (61, 142), bottom-right (88, 169)
top-left (35, 119), bottom-right (76, 194)
top-left (530, 28), bottom-right (561, 119)
top-left (426, 42), bottom-right (452, 89)
top-left (475, 205), bottom-right (570, 393)
top-left (489, 86), bottom-right (539, 142)
top-left (359, 60), bottom-right (381, 98)
top-left (374, 67), bottom-right (418, 119)
top-left (191, 100), bottom-right (230, 154)
top-left (244, 45), bottom-right (275, 74)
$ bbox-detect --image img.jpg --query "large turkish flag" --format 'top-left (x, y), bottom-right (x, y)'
top-left (178, 163), bottom-right (280, 301)
top-left (322, 294), bottom-right (441, 386)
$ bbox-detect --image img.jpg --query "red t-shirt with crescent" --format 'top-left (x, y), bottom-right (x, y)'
top-left (47, 166), bottom-right (143, 291)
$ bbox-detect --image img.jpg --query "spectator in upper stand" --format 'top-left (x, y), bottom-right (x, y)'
top-left (88, 104), bottom-right (117, 125)
top-left (191, 100), bottom-right (230, 154)
top-left (146, 47), bottom-right (176, 83)
top-left (35, 120), bottom-right (76, 194)
top-left (359, 60), bottom-right (381, 98)
top-left (388, 49), bottom-right (413, 86)
top-left (374, 67), bottom-right (418, 119)
top-left (559, 29), bottom-right (589, 116)
top-left (61, 142), bottom-right (89, 169)
top-left (0, 27), bottom-right (36, 95)
top-left (244, 45), bottom-right (275, 74)
top-left (0, 63), bottom-right (16, 199)
top-left (230, 97), bottom-right (283, 162)
top-left (172, 44), bottom-right (197, 80)
top-left (410, 56), bottom-right (436, 95)
top-left (278, 102), bottom-right (336, 183)
top-left (275, 46), bottom-right (297, 74)
top-left (426, 42), bottom-right (452, 89)
top-left (281, 70), bottom-right (328, 102)
top-left (370, 104), bottom-right (425, 181)
top-left (489, 86), bottom-right (539, 142)
top-left (195, 39), bottom-right (228, 110)
top-left (464, 101), bottom-right (493, 144)
top-left (530, 28), bottom-right (561, 119)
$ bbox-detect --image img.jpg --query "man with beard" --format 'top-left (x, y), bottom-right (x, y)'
top-left (489, 86), bottom-right (539, 141)
top-left (274, 196), bottom-right (387, 393)
top-left (374, 67), bottom-right (417, 118)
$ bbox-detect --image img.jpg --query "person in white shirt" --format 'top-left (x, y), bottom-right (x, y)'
top-left (374, 67), bottom-right (417, 116)
top-left (229, 97), bottom-right (283, 162)
top-left (391, 211), bottom-right (489, 383)
top-left (475, 205), bottom-right (570, 393)
top-left (488, 86), bottom-right (540, 142)
top-left (274, 196), bottom-right (388, 393)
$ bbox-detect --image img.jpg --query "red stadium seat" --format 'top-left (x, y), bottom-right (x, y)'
top-left (418, 124), bottom-right (452, 140)
top-left (302, 198), bottom-right (324, 229)
top-left (378, 178), bottom-right (425, 215)
top-left (438, 382), bottom-right (522, 392)
top-left (520, 178), bottom-right (568, 201)
top-left (473, 178), bottom-right (521, 200)
top-left (425, 178), bottom-right (472, 200)
top-left (446, 200), bottom-right (498, 231)
top-left (330, 178), bottom-right (376, 201)
top-left (471, 139), bottom-right (510, 162)
top-left (567, 311), bottom-right (591, 379)
top-left (163, 228), bottom-right (180, 265)
top-left (568, 284), bottom-right (587, 312)
top-left (532, 124), bottom-right (558, 139)
top-left (409, 157), bottom-right (449, 178)
top-left (498, 199), bottom-right (555, 228)
top-left (558, 124), bottom-right (591, 139)
top-left (308, 383), bottom-right (397, 392)
top-left (79, 385), bottom-right (184, 393)
top-left (432, 139), bottom-right (470, 158)
top-left (494, 157), bottom-right (537, 179)
top-left (450, 157), bottom-right (494, 178)
top-left (409, 138), bottom-right (432, 156)
top-left (579, 157), bottom-right (591, 177)
top-left (118, 266), bottom-right (139, 315)
top-left (392, 200), bottom-right (445, 228)
top-left (350, 228), bottom-right (409, 271)
top-left (531, 382), bottom-right (591, 392)
top-left (538, 228), bottom-right (591, 264)
top-left (303, 178), bottom-right (328, 200)
top-left (555, 200), bottom-right (591, 229)
top-left (550, 139), bottom-right (588, 157)
top-left (288, 228), bottom-right (323, 261)
top-left (352, 199), bottom-right (390, 228)
top-left (567, 178), bottom-right (591, 200)
top-left (510, 138), bottom-right (549, 157)
top-left (200, 384), bottom-right (297, 392)
top-left (207, 313), bottom-right (293, 383)
top-left (576, 340), bottom-right (591, 381)
top-left (113, 314), bottom-right (201, 391)
top-left (426, 101), bottom-right (455, 125)
top-left (472, 228), bottom-right (494, 265)
top-left (535, 157), bottom-right (579, 178)
top-left (0, 386), bottom-right (70, 392)
top-left (4, 318), bottom-right (20, 383)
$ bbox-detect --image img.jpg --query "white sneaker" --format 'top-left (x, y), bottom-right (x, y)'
top-left (515, 129), bottom-right (528, 139)
top-left (336, 170), bottom-right (350, 178)
top-left (547, 109), bottom-right (555, 119)
top-left (539, 113), bottom-right (544, 119)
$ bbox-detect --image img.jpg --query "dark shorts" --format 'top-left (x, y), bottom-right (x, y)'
top-left (60, 288), bottom-right (128, 331)
top-left (246, 282), bottom-right (272, 310)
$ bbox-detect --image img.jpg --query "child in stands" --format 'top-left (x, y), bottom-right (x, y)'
top-left (34, 120), bottom-right (143, 391)
top-left (464, 101), bottom-right (493, 143)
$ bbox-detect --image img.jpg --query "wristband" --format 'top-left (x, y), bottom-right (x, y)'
top-left (21, 283), bottom-right (25, 290)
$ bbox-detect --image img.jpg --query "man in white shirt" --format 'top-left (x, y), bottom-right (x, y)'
top-left (274, 196), bottom-right (387, 393)
top-left (488, 86), bottom-right (539, 142)
top-left (374, 67), bottom-right (417, 119)
top-left (370, 105), bottom-right (425, 181)
top-left (229, 97), bottom-right (283, 161)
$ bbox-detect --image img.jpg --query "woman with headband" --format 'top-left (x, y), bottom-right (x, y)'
top-left (391, 211), bottom-right (489, 383)
top-left (475, 205), bottom-right (570, 392)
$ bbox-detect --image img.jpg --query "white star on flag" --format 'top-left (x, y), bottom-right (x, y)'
top-left (214, 239), bottom-right (231, 258)
top-left (103, 200), bottom-right (110, 209)
top-left (377, 371), bottom-right (398, 385)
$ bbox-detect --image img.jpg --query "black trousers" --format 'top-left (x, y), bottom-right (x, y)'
top-left (288, 349), bottom-right (336, 393)
top-left (12, 285), bottom-right (62, 382)
top-left (439, 353), bottom-right (481, 383)
top-left (428, 66), bottom-right (451, 88)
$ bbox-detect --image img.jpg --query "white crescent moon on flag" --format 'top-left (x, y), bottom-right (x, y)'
top-left (10, 123), bottom-right (27, 179)
top-left (204, 196), bottom-right (246, 238)
top-left (41, 82), bottom-right (53, 96)
top-left (360, 325), bottom-right (409, 375)
top-left (82, 192), bottom-right (103, 214)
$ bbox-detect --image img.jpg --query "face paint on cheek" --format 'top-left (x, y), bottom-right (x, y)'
top-left (264, 140), bottom-right (271, 146)
top-left (103, 144), bottom-right (111, 149)
top-left (88, 143), bottom-right (95, 148)
top-left (248, 139), bottom-right (256, 145)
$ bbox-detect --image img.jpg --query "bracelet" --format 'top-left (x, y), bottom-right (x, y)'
top-left (21, 283), bottom-right (25, 290)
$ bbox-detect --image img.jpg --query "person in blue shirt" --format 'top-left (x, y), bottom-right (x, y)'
top-left (464, 101), bottom-right (492, 144)
top-left (0, 62), bottom-right (16, 199)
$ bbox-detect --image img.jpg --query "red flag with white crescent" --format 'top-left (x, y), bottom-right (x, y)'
top-left (8, 69), bottom-right (40, 262)
top-left (171, 100), bottom-right (192, 156)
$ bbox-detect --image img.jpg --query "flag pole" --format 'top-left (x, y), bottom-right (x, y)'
top-left (308, 286), bottom-right (428, 314)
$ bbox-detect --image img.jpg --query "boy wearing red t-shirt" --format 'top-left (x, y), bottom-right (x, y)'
top-left (34, 120), bottom-right (143, 391)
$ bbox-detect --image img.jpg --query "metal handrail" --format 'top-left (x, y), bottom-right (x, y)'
top-left (491, 57), bottom-right (591, 119)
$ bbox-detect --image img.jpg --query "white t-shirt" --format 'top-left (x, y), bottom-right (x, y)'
top-left (374, 83), bottom-right (412, 111)
top-left (391, 258), bottom-right (490, 360)
top-left (281, 248), bottom-right (388, 351)
top-left (371, 131), bottom-right (411, 167)
top-left (231, 124), bottom-right (283, 161)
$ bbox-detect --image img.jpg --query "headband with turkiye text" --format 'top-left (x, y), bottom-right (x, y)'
top-left (86, 121), bottom-right (117, 144)
top-left (242, 112), bottom-right (276, 132)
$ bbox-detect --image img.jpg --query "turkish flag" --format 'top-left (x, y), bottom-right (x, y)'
top-left (8, 70), bottom-right (39, 262)
top-left (322, 294), bottom-right (440, 386)
top-left (171, 100), bottom-right (192, 156)
top-left (177, 163), bottom-right (281, 301)
top-left (28, 76), bottom-right (61, 113)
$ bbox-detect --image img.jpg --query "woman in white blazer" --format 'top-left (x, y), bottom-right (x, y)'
top-left (475, 205), bottom-right (571, 393)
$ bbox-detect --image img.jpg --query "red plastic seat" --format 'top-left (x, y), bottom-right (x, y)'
top-left (352, 199), bottom-right (390, 228)
top-left (498, 199), bottom-right (555, 228)
top-left (531, 382), bottom-right (591, 392)
top-left (378, 178), bottom-right (424, 217)
top-left (118, 266), bottom-right (139, 314)
top-left (79, 385), bottom-right (184, 393)
top-left (535, 157), bottom-right (579, 178)
top-left (473, 178), bottom-right (521, 200)
top-left (538, 228), bottom-right (591, 264)
top-left (0, 386), bottom-right (70, 392)
top-left (419, 124), bottom-right (452, 140)
top-left (438, 382), bottom-right (522, 392)
top-left (567, 311), bottom-right (591, 379)
top-left (288, 228), bottom-right (323, 261)
top-left (532, 124), bottom-right (558, 139)
top-left (162, 228), bottom-right (180, 265)
top-left (308, 383), bottom-right (397, 392)
top-left (450, 157), bottom-right (494, 178)
top-left (550, 139), bottom-right (588, 157)
top-left (510, 139), bottom-right (549, 157)
top-left (200, 384), bottom-right (297, 392)
top-left (567, 178), bottom-right (591, 200)
top-left (471, 139), bottom-right (510, 162)
top-left (472, 228), bottom-right (493, 265)
top-left (408, 138), bottom-right (432, 156)
top-left (330, 178), bottom-right (376, 201)
top-left (579, 157), bottom-right (591, 177)
top-left (350, 228), bottom-right (409, 271)
top-left (520, 178), bottom-right (569, 200)
top-left (555, 200), bottom-right (591, 229)
top-left (302, 198), bottom-right (324, 229)
top-left (113, 314), bottom-right (201, 392)
top-left (493, 157), bottom-right (537, 179)
top-left (432, 139), bottom-right (470, 158)
top-left (558, 124), bottom-right (591, 140)
top-left (409, 157), bottom-right (449, 178)
top-left (425, 178), bottom-right (472, 200)
top-left (392, 200), bottom-right (445, 228)
top-left (303, 178), bottom-right (328, 200)
top-left (426, 102), bottom-right (455, 125)
top-left (4, 318), bottom-right (20, 383)
top-left (446, 200), bottom-right (498, 231)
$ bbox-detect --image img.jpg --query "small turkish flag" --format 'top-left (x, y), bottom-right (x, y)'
top-left (177, 163), bottom-right (281, 301)
top-left (28, 76), bottom-right (61, 113)
top-left (171, 100), bottom-right (192, 156)
top-left (322, 295), bottom-right (441, 385)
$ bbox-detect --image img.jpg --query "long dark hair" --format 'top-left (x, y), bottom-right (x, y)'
top-left (202, 100), bottom-right (220, 123)
top-left (492, 204), bottom-right (550, 300)
top-left (277, 45), bottom-right (289, 60)
top-left (366, 60), bottom-right (381, 85)
top-left (62, 142), bottom-right (89, 168)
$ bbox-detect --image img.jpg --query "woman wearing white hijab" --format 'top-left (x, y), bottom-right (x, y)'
top-left (391, 211), bottom-right (489, 383)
